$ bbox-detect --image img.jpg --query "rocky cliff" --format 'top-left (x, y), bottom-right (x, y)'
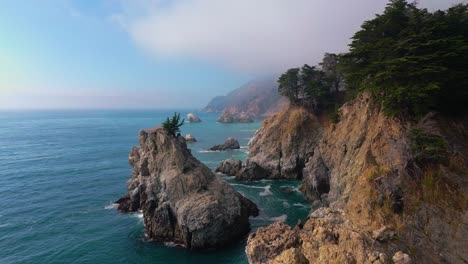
top-left (203, 78), bottom-right (289, 120)
top-left (246, 93), bottom-right (468, 263)
top-left (245, 107), bottom-right (322, 180)
top-left (116, 127), bottom-right (258, 249)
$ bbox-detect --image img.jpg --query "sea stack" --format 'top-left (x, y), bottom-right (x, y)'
top-left (187, 113), bottom-right (201, 123)
top-left (116, 127), bottom-right (258, 249)
top-left (208, 137), bottom-right (240, 151)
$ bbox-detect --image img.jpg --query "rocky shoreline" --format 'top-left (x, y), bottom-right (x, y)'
top-left (243, 93), bottom-right (468, 263)
top-left (116, 94), bottom-right (466, 262)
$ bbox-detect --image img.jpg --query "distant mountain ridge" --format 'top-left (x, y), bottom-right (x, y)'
top-left (203, 78), bottom-right (288, 119)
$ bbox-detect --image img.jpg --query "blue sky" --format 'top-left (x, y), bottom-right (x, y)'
top-left (0, 0), bottom-right (463, 109)
top-left (0, 0), bottom-right (251, 109)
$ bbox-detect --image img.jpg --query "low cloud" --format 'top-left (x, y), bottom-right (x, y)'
top-left (114, 0), bottom-right (464, 74)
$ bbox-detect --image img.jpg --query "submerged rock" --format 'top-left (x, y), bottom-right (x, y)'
top-left (186, 113), bottom-right (201, 123)
top-left (208, 137), bottom-right (240, 151)
top-left (184, 134), bottom-right (197, 142)
top-left (116, 127), bottom-right (258, 249)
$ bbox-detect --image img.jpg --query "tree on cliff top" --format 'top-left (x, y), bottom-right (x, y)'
top-left (162, 113), bottom-right (184, 137)
top-left (340, 0), bottom-right (468, 116)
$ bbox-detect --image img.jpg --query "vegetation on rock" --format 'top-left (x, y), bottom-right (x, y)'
top-left (162, 112), bottom-right (184, 137)
top-left (340, 0), bottom-right (468, 117)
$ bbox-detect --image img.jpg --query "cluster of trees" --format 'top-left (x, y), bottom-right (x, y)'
top-left (279, 0), bottom-right (467, 118)
top-left (278, 53), bottom-right (344, 113)
top-left (340, 0), bottom-right (468, 116)
top-left (162, 113), bottom-right (184, 136)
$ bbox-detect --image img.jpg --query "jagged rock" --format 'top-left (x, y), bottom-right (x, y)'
top-left (301, 150), bottom-right (330, 201)
top-left (208, 137), bottom-right (240, 151)
top-left (246, 222), bottom-right (300, 264)
top-left (392, 251), bottom-right (411, 264)
top-left (217, 108), bottom-right (254, 123)
top-left (235, 160), bottom-right (270, 181)
top-left (116, 127), bottom-right (258, 249)
top-left (186, 113), bottom-right (201, 123)
top-left (271, 248), bottom-right (308, 264)
top-left (215, 158), bottom-right (242, 175)
top-left (247, 107), bottom-right (322, 180)
top-left (185, 134), bottom-right (197, 142)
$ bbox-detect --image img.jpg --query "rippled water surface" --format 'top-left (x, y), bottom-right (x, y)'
top-left (0, 110), bottom-right (310, 264)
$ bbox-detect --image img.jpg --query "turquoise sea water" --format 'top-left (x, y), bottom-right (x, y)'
top-left (0, 110), bottom-right (310, 264)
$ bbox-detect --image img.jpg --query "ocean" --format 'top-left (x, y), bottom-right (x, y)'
top-left (0, 110), bottom-right (310, 264)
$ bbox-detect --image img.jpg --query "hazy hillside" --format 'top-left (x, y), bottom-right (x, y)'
top-left (203, 78), bottom-right (288, 117)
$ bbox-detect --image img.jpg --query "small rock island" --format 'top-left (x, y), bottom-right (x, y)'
top-left (208, 137), bottom-right (240, 151)
top-left (116, 127), bottom-right (258, 249)
top-left (186, 113), bottom-right (201, 123)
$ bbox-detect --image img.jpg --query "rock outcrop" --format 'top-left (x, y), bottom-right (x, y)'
top-left (217, 108), bottom-right (255, 123)
top-left (215, 158), bottom-right (242, 176)
top-left (208, 137), bottom-right (240, 151)
top-left (184, 134), bottom-right (197, 142)
top-left (244, 107), bottom-right (322, 180)
top-left (187, 113), bottom-right (201, 123)
top-left (116, 127), bottom-right (258, 249)
top-left (203, 78), bottom-right (289, 121)
top-left (246, 93), bottom-right (468, 263)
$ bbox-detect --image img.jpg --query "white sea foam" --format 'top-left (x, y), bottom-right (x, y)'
top-left (270, 214), bottom-right (288, 222)
top-left (259, 185), bottom-right (273, 196)
top-left (104, 203), bottom-right (118, 210)
top-left (230, 183), bottom-right (265, 189)
top-left (198, 150), bottom-right (221, 153)
top-left (293, 203), bottom-right (307, 207)
top-left (282, 201), bottom-right (291, 208)
top-left (164, 241), bottom-right (186, 248)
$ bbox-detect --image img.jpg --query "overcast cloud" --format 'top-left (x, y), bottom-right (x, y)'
top-left (115, 0), bottom-right (466, 74)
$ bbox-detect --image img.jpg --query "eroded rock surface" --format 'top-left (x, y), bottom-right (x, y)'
top-left (208, 137), bottom-right (240, 151)
top-left (116, 127), bottom-right (258, 249)
top-left (215, 158), bottom-right (242, 176)
top-left (246, 107), bottom-right (322, 180)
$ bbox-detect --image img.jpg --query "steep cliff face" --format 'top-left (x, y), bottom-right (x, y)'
top-left (246, 107), bottom-right (322, 180)
top-left (246, 93), bottom-right (468, 263)
top-left (203, 79), bottom-right (289, 120)
top-left (116, 127), bottom-right (258, 249)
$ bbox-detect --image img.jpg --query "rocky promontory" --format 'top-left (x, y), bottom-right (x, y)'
top-left (217, 108), bottom-right (255, 123)
top-left (245, 107), bottom-right (322, 180)
top-left (245, 93), bottom-right (468, 263)
top-left (204, 79), bottom-right (289, 122)
top-left (116, 127), bottom-right (258, 249)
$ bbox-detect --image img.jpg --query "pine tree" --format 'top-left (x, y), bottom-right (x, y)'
top-left (162, 113), bottom-right (184, 137)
